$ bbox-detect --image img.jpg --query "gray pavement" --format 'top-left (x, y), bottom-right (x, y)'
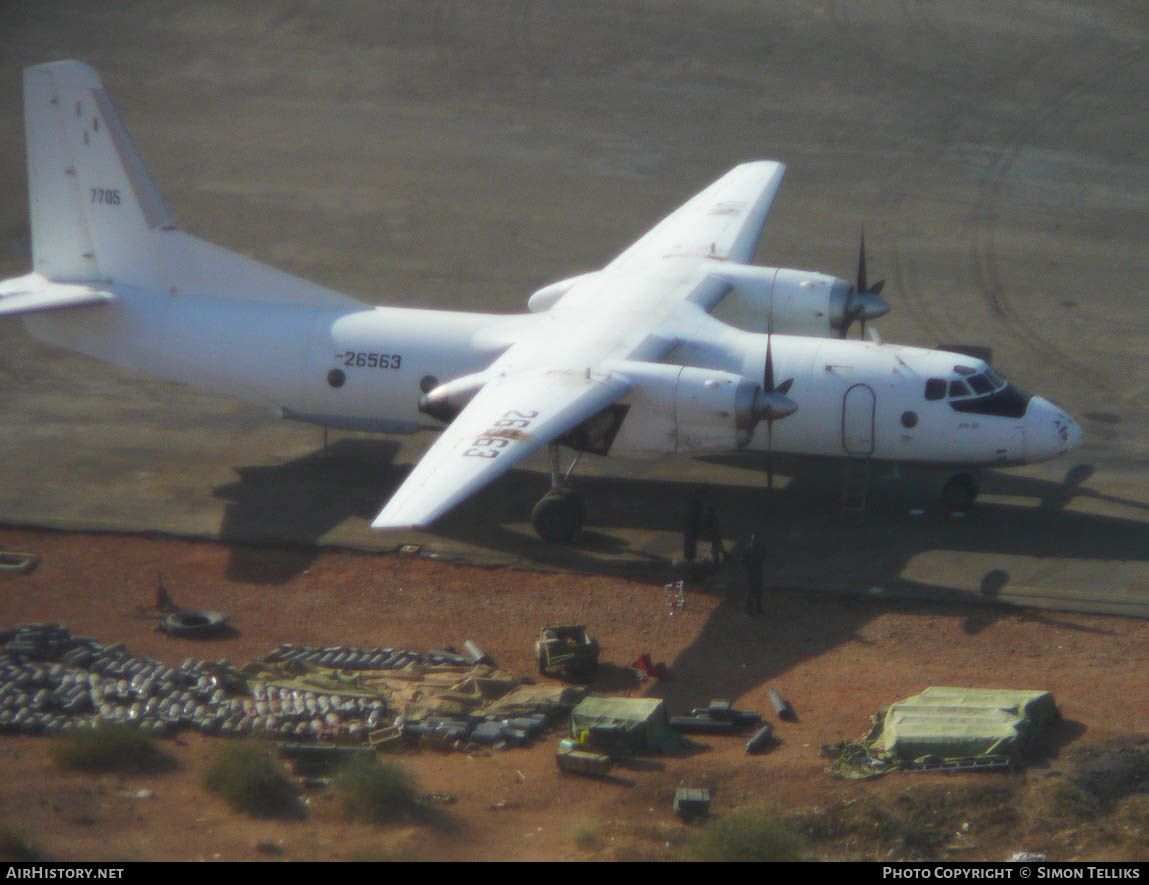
top-left (0, 1), bottom-right (1146, 616)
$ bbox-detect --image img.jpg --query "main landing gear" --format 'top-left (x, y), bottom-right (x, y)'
top-left (942, 471), bottom-right (981, 511)
top-left (531, 444), bottom-right (585, 543)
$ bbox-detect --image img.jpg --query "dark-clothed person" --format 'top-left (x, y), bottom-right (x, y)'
top-left (742, 532), bottom-right (767, 615)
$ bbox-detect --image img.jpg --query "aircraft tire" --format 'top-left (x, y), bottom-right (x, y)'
top-left (942, 473), bottom-right (980, 511)
top-left (532, 490), bottom-right (584, 544)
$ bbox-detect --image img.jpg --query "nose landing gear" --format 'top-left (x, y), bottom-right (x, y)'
top-left (942, 472), bottom-right (981, 511)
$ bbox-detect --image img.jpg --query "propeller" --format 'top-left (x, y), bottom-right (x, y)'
top-left (759, 311), bottom-right (796, 490)
top-left (839, 228), bottom-right (890, 339)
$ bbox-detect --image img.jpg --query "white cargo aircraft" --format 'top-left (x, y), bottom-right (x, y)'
top-left (1, 61), bottom-right (1082, 542)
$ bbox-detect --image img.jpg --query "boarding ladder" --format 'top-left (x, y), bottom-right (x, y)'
top-left (840, 455), bottom-right (872, 520)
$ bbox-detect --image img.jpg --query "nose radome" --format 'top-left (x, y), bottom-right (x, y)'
top-left (1064, 415), bottom-right (1083, 451)
top-left (1025, 396), bottom-right (1082, 461)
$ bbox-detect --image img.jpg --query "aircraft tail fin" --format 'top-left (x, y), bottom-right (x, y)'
top-left (24, 60), bottom-right (174, 286)
top-left (19, 60), bottom-right (363, 309)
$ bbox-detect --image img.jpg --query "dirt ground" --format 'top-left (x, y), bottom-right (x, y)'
top-left (2, 526), bottom-right (1149, 863)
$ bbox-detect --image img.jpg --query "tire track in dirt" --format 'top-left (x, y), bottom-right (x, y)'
top-left (967, 44), bottom-right (1142, 398)
top-left (871, 3), bottom-right (1141, 407)
top-left (822, 0), bottom-right (1027, 347)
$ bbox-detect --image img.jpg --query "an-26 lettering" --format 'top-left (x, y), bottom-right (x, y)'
top-left (90, 188), bottom-right (121, 205)
top-left (340, 352), bottom-right (402, 369)
top-left (464, 410), bottom-right (538, 458)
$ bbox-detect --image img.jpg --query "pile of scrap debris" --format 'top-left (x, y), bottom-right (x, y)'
top-left (824, 686), bottom-right (1060, 778)
top-left (0, 623), bottom-right (583, 750)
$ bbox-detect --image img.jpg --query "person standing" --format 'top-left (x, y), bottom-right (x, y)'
top-left (742, 532), bottom-right (767, 615)
top-left (682, 488), bottom-right (704, 562)
top-left (701, 504), bottom-right (725, 567)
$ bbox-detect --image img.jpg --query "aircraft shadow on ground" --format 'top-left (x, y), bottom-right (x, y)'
top-left (212, 438), bottom-right (403, 583)
top-left (428, 456), bottom-right (1147, 710)
top-left (428, 457), bottom-right (1149, 575)
top-left (209, 441), bottom-right (1143, 727)
top-left (640, 586), bottom-right (1123, 718)
top-left (211, 442), bottom-right (1149, 589)
top-left (210, 443), bottom-right (1147, 671)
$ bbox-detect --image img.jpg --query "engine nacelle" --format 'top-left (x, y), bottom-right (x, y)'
top-left (527, 271), bottom-right (601, 312)
top-left (708, 264), bottom-right (855, 337)
top-left (417, 371), bottom-right (489, 423)
top-left (604, 361), bottom-right (765, 459)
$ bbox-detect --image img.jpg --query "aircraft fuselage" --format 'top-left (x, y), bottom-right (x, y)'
top-left (23, 289), bottom-right (1080, 470)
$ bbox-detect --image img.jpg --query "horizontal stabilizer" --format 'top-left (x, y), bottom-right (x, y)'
top-left (0, 275), bottom-right (113, 317)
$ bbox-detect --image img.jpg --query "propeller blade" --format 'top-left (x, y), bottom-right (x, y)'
top-left (759, 303), bottom-right (796, 493)
top-left (765, 322), bottom-right (775, 490)
top-left (840, 228), bottom-right (890, 339)
top-left (764, 334), bottom-right (774, 392)
top-left (767, 427), bottom-right (773, 490)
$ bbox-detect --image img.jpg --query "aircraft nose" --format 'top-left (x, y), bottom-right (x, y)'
top-left (1023, 396), bottom-right (1083, 462)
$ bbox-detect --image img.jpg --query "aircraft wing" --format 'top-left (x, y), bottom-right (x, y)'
top-left (373, 161), bottom-right (786, 531)
top-left (372, 368), bottom-right (635, 529)
top-left (606, 160), bottom-right (785, 270)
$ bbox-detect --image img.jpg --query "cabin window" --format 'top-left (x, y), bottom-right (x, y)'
top-left (327, 369), bottom-right (346, 388)
top-left (925, 378), bottom-right (946, 401)
top-left (901, 411), bottom-right (918, 428)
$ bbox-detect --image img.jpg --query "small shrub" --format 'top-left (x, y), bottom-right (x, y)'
top-left (681, 806), bottom-right (804, 862)
top-left (203, 743), bottom-right (301, 818)
top-left (1118, 794), bottom-right (1149, 828)
top-left (348, 843), bottom-right (424, 862)
top-left (335, 755), bottom-right (417, 823)
top-left (1044, 779), bottom-right (1105, 822)
top-left (0, 827), bottom-right (43, 862)
top-left (48, 722), bottom-right (176, 773)
top-left (571, 819), bottom-right (602, 851)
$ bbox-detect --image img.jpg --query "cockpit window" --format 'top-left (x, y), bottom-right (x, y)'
top-left (950, 383), bottom-right (1031, 418)
top-left (942, 366), bottom-right (1029, 417)
top-left (967, 373), bottom-right (993, 395)
top-left (925, 378), bottom-right (946, 401)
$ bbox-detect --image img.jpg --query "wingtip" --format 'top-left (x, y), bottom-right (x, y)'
top-left (370, 506), bottom-right (429, 532)
top-left (370, 514), bottom-right (405, 531)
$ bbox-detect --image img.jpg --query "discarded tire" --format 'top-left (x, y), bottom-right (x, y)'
top-left (0, 552), bottom-right (38, 574)
top-left (160, 610), bottom-right (227, 638)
